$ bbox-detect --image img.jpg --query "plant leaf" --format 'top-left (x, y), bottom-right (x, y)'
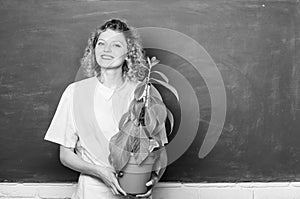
top-left (149, 139), bottom-right (160, 152)
top-left (147, 84), bottom-right (165, 103)
top-left (122, 118), bottom-right (139, 136)
top-left (154, 136), bottom-right (163, 148)
top-left (151, 59), bottom-right (160, 67)
top-left (134, 126), bottom-right (150, 165)
top-left (166, 108), bottom-right (174, 136)
top-left (144, 108), bottom-right (156, 135)
top-left (134, 81), bottom-right (146, 100)
top-left (147, 86), bottom-right (165, 109)
top-left (151, 56), bottom-right (157, 63)
top-left (118, 112), bottom-right (130, 130)
top-left (131, 135), bottom-right (140, 153)
top-left (153, 123), bottom-right (165, 136)
top-left (109, 123), bottom-right (136, 171)
top-left (133, 101), bottom-right (144, 122)
top-left (152, 124), bottom-right (168, 145)
top-left (148, 95), bottom-right (164, 107)
top-left (128, 99), bottom-right (138, 121)
top-left (128, 100), bottom-right (144, 122)
top-left (149, 78), bottom-right (179, 101)
top-left (150, 70), bottom-right (169, 83)
top-left (149, 103), bottom-right (167, 127)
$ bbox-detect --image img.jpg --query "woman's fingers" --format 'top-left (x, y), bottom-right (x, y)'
top-left (146, 175), bottom-right (158, 187)
top-left (96, 166), bottom-right (126, 196)
top-left (146, 179), bottom-right (154, 186)
top-left (110, 187), bottom-right (118, 195)
top-left (112, 177), bottom-right (127, 196)
top-left (107, 171), bottom-right (126, 196)
top-left (110, 183), bottom-right (120, 195)
top-left (135, 189), bottom-right (152, 198)
top-left (136, 173), bottom-right (158, 198)
top-left (109, 185), bottom-right (117, 195)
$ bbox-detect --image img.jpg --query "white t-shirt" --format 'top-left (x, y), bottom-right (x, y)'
top-left (44, 76), bottom-right (167, 199)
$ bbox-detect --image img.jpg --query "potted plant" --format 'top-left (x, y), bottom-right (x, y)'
top-left (108, 56), bottom-right (179, 195)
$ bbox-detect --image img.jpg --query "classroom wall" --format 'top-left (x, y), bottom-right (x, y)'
top-left (2, 182), bottom-right (300, 199)
top-left (0, 0), bottom-right (299, 185)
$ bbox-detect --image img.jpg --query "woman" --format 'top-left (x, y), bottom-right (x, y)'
top-left (44, 18), bottom-right (167, 199)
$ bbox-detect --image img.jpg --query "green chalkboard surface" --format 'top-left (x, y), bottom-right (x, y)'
top-left (0, 0), bottom-right (299, 182)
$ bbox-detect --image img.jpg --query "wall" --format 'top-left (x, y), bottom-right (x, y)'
top-left (2, 182), bottom-right (300, 199)
top-left (0, 0), bottom-right (299, 185)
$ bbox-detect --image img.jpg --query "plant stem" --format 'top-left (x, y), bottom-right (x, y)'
top-left (145, 57), bottom-right (152, 108)
top-left (138, 57), bottom-right (152, 126)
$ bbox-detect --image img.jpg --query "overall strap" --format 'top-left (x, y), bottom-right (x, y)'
top-left (73, 77), bottom-right (110, 166)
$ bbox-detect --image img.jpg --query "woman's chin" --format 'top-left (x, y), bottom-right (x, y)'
top-left (100, 64), bottom-right (123, 70)
top-left (98, 58), bottom-right (124, 70)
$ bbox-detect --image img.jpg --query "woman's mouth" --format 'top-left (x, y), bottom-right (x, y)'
top-left (101, 54), bottom-right (114, 60)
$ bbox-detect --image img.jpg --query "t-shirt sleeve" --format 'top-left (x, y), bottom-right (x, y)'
top-left (44, 84), bottom-right (78, 148)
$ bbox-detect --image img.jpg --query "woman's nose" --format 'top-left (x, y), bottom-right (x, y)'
top-left (103, 44), bottom-right (111, 52)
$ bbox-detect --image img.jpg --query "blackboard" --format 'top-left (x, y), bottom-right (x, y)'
top-left (0, 0), bottom-right (299, 182)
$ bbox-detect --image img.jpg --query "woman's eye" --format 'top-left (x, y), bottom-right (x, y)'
top-left (113, 43), bottom-right (122, 48)
top-left (97, 42), bottom-right (104, 46)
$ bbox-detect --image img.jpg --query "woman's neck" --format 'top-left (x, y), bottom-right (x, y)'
top-left (97, 68), bottom-right (124, 90)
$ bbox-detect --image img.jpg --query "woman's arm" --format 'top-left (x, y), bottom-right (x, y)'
top-left (155, 146), bottom-right (167, 180)
top-left (59, 145), bottom-right (126, 196)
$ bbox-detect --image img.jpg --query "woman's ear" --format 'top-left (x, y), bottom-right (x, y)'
top-left (122, 59), bottom-right (129, 73)
top-left (125, 54), bottom-right (129, 62)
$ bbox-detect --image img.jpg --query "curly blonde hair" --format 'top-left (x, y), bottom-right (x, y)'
top-left (80, 18), bottom-right (147, 81)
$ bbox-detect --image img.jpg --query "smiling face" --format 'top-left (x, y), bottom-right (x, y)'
top-left (95, 29), bottom-right (128, 69)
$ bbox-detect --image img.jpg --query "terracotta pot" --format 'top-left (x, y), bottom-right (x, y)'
top-left (118, 153), bottom-right (156, 195)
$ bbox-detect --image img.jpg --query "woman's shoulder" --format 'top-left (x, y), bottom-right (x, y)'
top-left (71, 76), bottom-right (96, 86)
top-left (68, 76), bottom-right (96, 89)
top-left (62, 77), bottom-right (96, 96)
top-left (124, 79), bottom-right (143, 94)
top-left (127, 79), bottom-right (140, 88)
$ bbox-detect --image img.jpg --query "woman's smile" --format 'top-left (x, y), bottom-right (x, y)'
top-left (101, 54), bottom-right (114, 60)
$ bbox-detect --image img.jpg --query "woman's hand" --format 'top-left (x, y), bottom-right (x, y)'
top-left (135, 171), bottom-right (159, 198)
top-left (59, 146), bottom-right (126, 196)
top-left (95, 166), bottom-right (127, 196)
top-left (136, 148), bottom-right (167, 198)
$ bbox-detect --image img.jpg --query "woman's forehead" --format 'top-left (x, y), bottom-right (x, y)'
top-left (98, 29), bottom-right (126, 43)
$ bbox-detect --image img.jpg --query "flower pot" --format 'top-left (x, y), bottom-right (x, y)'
top-left (118, 153), bottom-right (156, 195)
